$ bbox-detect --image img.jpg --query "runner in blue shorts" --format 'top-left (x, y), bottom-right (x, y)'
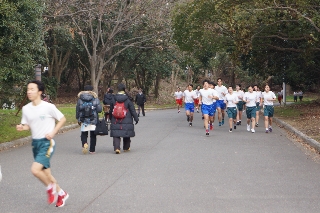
top-left (215, 78), bottom-right (228, 126)
top-left (199, 80), bottom-right (219, 136)
top-left (208, 82), bottom-right (219, 131)
top-left (16, 80), bottom-right (69, 207)
top-left (183, 84), bottom-right (198, 126)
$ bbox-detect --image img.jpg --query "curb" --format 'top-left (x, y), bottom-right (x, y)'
top-left (0, 124), bottom-right (79, 152)
top-left (273, 117), bottom-right (320, 153)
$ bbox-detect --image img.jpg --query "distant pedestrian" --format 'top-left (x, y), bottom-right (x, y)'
top-left (277, 88), bottom-right (283, 105)
top-left (293, 91), bottom-right (298, 102)
top-left (110, 83), bottom-right (139, 154)
top-left (16, 80), bottom-right (69, 207)
top-left (76, 85), bottom-right (102, 154)
top-left (261, 85), bottom-right (276, 133)
top-left (298, 90), bottom-right (303, 102)
top-left (135, 88), bottom-right (146, 117)
top-left (103, 88), bottom-right (114, 122)
top-left (174, 87), bottom-right (183, 113)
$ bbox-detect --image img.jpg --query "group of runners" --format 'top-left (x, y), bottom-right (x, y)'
top-left (174, 78), bottom-right (277, 135)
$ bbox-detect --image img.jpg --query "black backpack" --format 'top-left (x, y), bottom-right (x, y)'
top-left (80, 100), bottom-right (95, 124)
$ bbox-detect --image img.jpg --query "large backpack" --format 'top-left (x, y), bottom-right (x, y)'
top-left (112, 101), bottom-right (127, 119)
top-left (80, 100), bottom-right (95, 124)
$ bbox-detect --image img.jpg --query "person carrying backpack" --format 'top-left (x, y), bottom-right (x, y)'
top-left (103, 88), bottom-right (115, 122)
top-left (110, 83), bottom-right (139, 154)
top-left (76, 85), bottom-right (102, 154)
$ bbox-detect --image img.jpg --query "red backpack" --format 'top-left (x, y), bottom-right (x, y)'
top-left (112, 101), bottom-right (128, 120)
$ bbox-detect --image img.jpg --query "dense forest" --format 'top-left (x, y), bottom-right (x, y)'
top-left (1, 0), bottom-right (320, 105)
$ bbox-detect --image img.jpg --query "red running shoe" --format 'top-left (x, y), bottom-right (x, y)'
top-left (47, 186), bottom-right (56, 204)
top-left (210, 124), bottom-right (213, 130)
top-left (56, 192), bottom-right (69, 207)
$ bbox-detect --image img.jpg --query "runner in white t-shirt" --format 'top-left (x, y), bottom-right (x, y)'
top-left (254, 85), bottom-right (263, 127)
top-left (174, 87), bottom-right (183, 113)
top-left (199, 80), bottom-right (219, 136)
top-left (215, 78), bottom-right (228, 126)
top-left (243, 86), bottom-right (257, 133)
top-left (224, 86), bottom-right (239, 132)
top-left (235, 84), bottom-right (245, 125)
top-left (208, 81), bottom-right (219, 131)
top-left (262, 85), bottom-right (276, 133)
top-left (194, 85), bottom-right (201, 113)
top-left (16, 80), bottom-right (69, 207)
top-left (183, 84), bottom-right (198, 126)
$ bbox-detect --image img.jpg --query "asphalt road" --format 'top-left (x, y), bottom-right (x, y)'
top-left (1, 108), bottom-right (320, 213)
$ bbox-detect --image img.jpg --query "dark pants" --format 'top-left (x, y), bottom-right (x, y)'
top-left (137, 104), bottom-right (145, 116)
top-left (81, 131), bottom-right (97, 152)
top-left (113, 137), bottom-right (131, 151)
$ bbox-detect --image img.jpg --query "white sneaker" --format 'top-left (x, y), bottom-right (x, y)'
top-left (251, 129), bottom-right (255, 133)
top-left (247, 125), bottom-right (250, 131)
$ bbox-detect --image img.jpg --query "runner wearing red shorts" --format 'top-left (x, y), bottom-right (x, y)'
top-left (174, 87), bottom-right (183, 113)
top-left (194, 85), bottom-right (201, 113)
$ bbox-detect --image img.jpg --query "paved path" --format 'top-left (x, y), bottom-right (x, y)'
top-left (1, 109), bottom-right (320, 213)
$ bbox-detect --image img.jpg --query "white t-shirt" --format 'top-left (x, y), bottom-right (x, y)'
top-left (262, 91), bottom-right (276, 106)
top-left (244, 92), bottom-right (257, 107)
top-left (174, 91), bottom-right (183, 99)
top-left (199, 88), bottom-right (216, 105)
top-left (254, 91), bottom-right (262, 103)
top-left (225, 93), bottom-right (239, 108)
top-left (21, 101), bottom-right (64, 139)
top-left (235, 90), bottom-right (244, 101)
top-left (184, 90), bottom-right (197, 103)
top-left (215, 85), bottom-right (228, 100)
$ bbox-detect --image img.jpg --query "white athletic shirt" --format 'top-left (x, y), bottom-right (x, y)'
top-left (21, 101), bottom-right (64, 139)
top-left (235, 90), bottom-right (244, 101)
top-left (254, 91), bottom-right (262, 103)
top-left (225, 93), bottom-right (239, 108)
top-left (215, 85), bottom-right (228, 100)
top-left (174, 91), bottom-right (183, 99)
top-left (184, 90), bottom-right (197, 103)
top-left (262, 91), bottom-right (276, 106)
top-left (199, 88), bottom-right (215, 105)
top-left (244, 92), bottom-right (257, 107)
top-left (211, 89), bottom-right (219, 103)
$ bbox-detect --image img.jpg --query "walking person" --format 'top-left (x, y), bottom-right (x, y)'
top-left (16, 80), bottom-right (69, 207)
top-left (253, 85), bottom-right (262, 127)
top-left (224, 86), bottom-right (239, 132)
top-left (183, 84), bottom-right (198, 126)
top-left (235, 84), bottom-right (244, 125)
top-left (298, 90), bottom-right (303, 102)
top-left (243, 86), bottom-right (257, 133)
top-left (215, 78), bottom-right (228, 126)
top-left (174, 87), bottom-right (183, 113)
top-left (261, 85), bottom-right (276, 133)
top-left (103, 88), bottom-right (114, 122)
top-left (293, 91), bottom-right (298, 102)
top-left (110, 83), bottom-right (139, 154)
top-left (135, 88), bottom-right (146, 117)
top-left (277, 88), bottom-right (283, 105)
top-left (76, 85), bottom-right (102, 154)
top-left (199, 80), bottom-right (219, 136)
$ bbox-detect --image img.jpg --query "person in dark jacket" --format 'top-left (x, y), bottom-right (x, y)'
top-left (135, 88), bottom-right (146, 117)
top-left (76, 85), bottom-right (102, 154)
top-left (103, 88), bottom-right (114, 121)
top-left (110, 83), bottom-right (139, 154)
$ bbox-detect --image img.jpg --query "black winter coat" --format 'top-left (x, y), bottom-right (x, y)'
top-left (110, 93), bottom-right (139, 138)
top-left (76, 91), bottom-right (102, 125)
top-left (135, 93), bottom-right (146, 105)
top-left (103, 93), bottom-right (114, 105)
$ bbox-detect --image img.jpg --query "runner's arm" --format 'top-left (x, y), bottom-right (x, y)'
top-left (16, 124), bottom-right (30, 131)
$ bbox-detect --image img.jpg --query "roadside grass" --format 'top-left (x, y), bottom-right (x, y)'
top-left (0, 107), bottom-right (77, 144)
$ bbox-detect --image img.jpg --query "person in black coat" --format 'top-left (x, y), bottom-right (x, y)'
top-left (110, 83), bottom-right (139, 154)
top-left (103, 88), bottom-right (114, 121)
top-left (135, 88), bottom-right (146, 117)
